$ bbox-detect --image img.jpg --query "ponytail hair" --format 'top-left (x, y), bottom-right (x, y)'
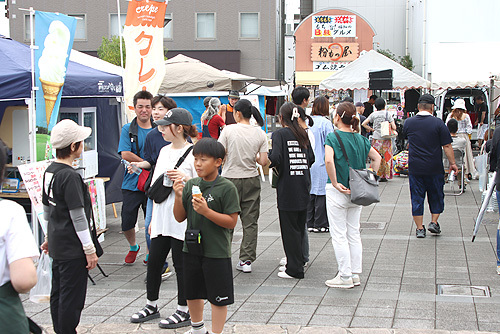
top-left (279, 102), bottom-right (310, 148)
top-left (336, 102), bottom-right (359, 132)
top-left (181, 125), bottom-right (199, 139)
top-left (234, 99), bottom-right (264, 127)
top-left (297, 106), bottom-right (314, 128)
top-left (201, 97), bottom-right (221, 122)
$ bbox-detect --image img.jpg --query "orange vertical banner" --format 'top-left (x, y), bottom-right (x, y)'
top-left (123, 0), bottom-right (168, 120)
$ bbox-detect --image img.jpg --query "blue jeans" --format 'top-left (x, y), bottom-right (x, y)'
top-left (145, 198), bottom-right (153, 251)
top-left (496, 191), bottom-right (500, 266)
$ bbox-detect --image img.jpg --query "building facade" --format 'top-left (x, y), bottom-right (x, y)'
top-left (8, 0), bottom-right (278, 79)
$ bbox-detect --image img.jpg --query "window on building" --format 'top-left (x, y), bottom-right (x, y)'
top-left (25, 14), bottom-right (86, 41)
top-left (69, 14), bottom-right (87, 41)
top-left (164, 13), bottom-right (173, 39)
top-left (240, 13), bottom-right (259, 39)
top-left (196, 13), bottom-right (215, 39)
top-left (109, 13), bottom-right (127, 37)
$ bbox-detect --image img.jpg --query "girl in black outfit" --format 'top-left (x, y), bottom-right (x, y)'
top-left (269, 102), bottom-right (315, 279)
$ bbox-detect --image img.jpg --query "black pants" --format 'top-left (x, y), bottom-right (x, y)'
top-left (121, 189), bottom-right (147, 231)
top-left (278, 209), bottom-right (306, 279)
top-left (306, 194), bottom-right (329, 229)
top-left (147, 236), bottom-right (186, 306)
top-left (50, 257), bottom-right (88, 334)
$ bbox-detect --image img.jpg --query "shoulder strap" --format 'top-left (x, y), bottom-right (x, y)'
top-left (174, 145), bottom-right (194, 169)
top-left (128, 118), bottom-right (141, 156)
top-left (334, 131), bottom-right (350, 167)
top-left (385, 111), bottom-right (389, 121)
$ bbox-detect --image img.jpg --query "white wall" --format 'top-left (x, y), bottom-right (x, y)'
top-left (314, 0), bottom-right (407, 56)
top-left (0, 5), bottom-right (9, 37)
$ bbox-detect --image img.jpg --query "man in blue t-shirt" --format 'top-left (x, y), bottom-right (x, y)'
top-left (118, 90), bottom-right (154, 264)
top-left (403, 94), bottom-right (458, 238)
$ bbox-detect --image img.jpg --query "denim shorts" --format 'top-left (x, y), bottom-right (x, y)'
top-left (409, 174), bottom-right (445, 216)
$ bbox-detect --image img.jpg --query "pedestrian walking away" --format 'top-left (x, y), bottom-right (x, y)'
top-left (219, 99), bottom-right (269, 273)
top-left (41, 119), bottom-right (100, 334)
top-left (202, 97), bottom-right (225, 139)
top-left (307, 96), bottom-right (334, 233)
top-left (269, 102), bottom-right (315, 279)
top-left (486, 126), bottom-right (500, 275)
top-left (403, 94), bottom-right (458, 238)
top-left (324, 102), bottom-right (381, 289)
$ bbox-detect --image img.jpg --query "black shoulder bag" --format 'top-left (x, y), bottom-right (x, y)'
top-left (334, 131), bottom-right (380, 206)
top-left (147, 146), bottom-right (194, 203)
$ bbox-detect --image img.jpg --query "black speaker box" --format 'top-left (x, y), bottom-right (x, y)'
top-left (369, 69), bottom-right (393, 90)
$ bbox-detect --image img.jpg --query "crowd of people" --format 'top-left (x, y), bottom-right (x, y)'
top-left (2, 86), bottom-right (500, 334)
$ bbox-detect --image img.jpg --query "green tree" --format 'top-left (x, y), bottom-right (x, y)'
top-left (377, 49), bottom-right (414, 71)
top-left (97, 36), bottom-right (126, 67)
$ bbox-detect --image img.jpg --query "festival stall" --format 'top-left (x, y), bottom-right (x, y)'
top-left (0, 35), bottom-right (124, 204)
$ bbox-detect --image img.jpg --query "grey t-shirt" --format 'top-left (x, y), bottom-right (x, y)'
top-left (219, 123), bottom-right (269, 178)
top-left (367, 110), bottom-right (394, 140)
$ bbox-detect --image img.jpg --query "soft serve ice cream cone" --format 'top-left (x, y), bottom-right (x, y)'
top-left (192, 185), bottom-right (202, 199)
top-left (38, 20), bottom-right (71, 126)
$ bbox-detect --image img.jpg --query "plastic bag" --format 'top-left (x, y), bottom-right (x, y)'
top-left (475, 153), bottom-right (488, 192)
top-left (29, 252), bottom-right (52, 303)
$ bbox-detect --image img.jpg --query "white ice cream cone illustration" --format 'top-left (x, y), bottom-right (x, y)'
top-left (40, 78), bottom-right (64, 125)
top-left (38, 20), bottom-right (71, 126)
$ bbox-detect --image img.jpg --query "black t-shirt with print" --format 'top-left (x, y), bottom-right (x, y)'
top-left (42, 162), bottom-right (90, 260)
top-left (269, 127), bottom-right (315, 211)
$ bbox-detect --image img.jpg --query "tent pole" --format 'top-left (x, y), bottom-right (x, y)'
top-left (117, 0), bottom-right (124, 70)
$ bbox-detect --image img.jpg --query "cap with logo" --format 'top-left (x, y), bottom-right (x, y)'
top-left (154, 108), bottom-right (193, 126)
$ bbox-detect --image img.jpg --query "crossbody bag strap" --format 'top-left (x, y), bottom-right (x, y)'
top-left (174, 145), bottom-right (194, 169)
top-left (334, 131), bottom-right (350, 167)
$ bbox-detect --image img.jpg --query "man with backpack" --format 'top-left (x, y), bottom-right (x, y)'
top-left (118, 90), bottom-right (154, 264)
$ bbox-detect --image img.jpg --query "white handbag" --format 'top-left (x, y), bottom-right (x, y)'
top-left (380, 111), bottom-right (397, 139)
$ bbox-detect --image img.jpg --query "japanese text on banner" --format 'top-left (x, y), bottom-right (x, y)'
top-left (312, 15), bottom-right (356, 38)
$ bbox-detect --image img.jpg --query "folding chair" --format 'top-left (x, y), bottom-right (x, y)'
top-left (443, 149), bottom-right (465, 196)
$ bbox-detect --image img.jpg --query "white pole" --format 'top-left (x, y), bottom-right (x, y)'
top-left (117, 0), bottom-right (124, 69)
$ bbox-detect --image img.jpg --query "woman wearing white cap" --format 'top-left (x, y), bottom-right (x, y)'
top-left (41, 119), bottom-right (99, 334)
top-left (445, 99), bottom-right (476, 178)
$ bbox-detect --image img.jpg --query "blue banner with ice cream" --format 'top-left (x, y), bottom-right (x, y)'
top-left (34, 11), bottom-right (76, 131)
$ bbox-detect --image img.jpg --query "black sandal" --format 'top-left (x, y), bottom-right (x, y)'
top-left (130, 304), bottom-right (160, 323)
top-left (158, 309), bottom-right (191, 329)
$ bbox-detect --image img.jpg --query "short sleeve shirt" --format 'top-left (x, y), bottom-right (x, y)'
top-left (325, 131), bottom-right (371, 188)
top-left (402, 113), bottom-right (452, 175)
top-left (475, 102), bottom-right (489, 124)
top-left (118, 122), bottom-right (152, 191)
top-left (0, 199), bottom-right (39, 286)
top-left (367, 110), bottom-right (394, 139)
top-left (204, 115), bottom-right (225, 139)
top-left (219, 123), bottom-right (269, 178)
top-left (42, 162), bottom-right (89, 260)
top-left (144, 128), bottom-right (170, 165)
top-left (310, 116), bottom-right (334, 195)
top-left (182, 177), bottom-right (240, 258)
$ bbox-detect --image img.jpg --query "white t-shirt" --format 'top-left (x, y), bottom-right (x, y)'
top-left (219, 123), bottom-right (269, 178)
top-left (0, 199), bottom-right (39, 286)
top-left (150, 144), bottom-right (196, 240)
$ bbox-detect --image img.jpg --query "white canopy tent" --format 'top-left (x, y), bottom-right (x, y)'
top-left (320, 50), bottom-right (431, 91)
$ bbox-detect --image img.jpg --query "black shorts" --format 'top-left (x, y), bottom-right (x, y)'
top-left (183, 252), bottom-right (234, 306)
top-left (121, 189), bottom-right (147, 231)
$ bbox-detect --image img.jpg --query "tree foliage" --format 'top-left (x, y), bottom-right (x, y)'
top-left (97, 36), bottom-right (126, 67)
top-left (377, 49), bottom-right (414, 71)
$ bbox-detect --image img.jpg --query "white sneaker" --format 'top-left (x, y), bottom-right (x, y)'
top-left (279, 265), bottom-right (286, 272)
top-left (279, 257), bottom-right (287, 266)
top-left (325, 273), bottom-right (354, 289)
top-left (162, 267), bottom-right (173, 281)
top-left (278, 271), bottom-right (294, 279)
top-left (497, 266), bottom-right (500, 275)
top-left (236, 260), bottom-right (252, 273)
top-left (352, 274), bottom-right (360, 286)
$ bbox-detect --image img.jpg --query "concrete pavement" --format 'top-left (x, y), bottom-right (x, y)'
top-left (22, 175), bottom-right (500, 333)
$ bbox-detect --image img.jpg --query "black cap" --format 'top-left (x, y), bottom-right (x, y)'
top-left (355, 102), bottom-right (364, 107)
top-left (228, 90), bottom-right (240, 99)
top-left (418, 94), bottom-right (435, 105)
top-left (155, 108), bottom-right (193, 126)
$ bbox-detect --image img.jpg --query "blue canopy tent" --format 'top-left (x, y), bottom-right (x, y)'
top-left (0, 36), bottom-right (124, 203)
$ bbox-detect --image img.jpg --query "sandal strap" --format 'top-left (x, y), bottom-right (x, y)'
top-left (163, 309), bottom-right (190, 324)
top-left (135, 305), bottom-right (157, 319)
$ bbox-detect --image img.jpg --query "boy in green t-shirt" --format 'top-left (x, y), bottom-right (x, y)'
top-left (173, 138), bottom-right (240, 334)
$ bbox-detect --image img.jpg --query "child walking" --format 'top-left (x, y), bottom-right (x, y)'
top-left (269, 102), bottom-right (315, 279)
top-left (173, 138), bottom-right (241, 334)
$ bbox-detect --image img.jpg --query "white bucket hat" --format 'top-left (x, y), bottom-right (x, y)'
top-left (51, 119), bottom-right (92, 149)
top-left (452, 99), bottom-right (466, 110)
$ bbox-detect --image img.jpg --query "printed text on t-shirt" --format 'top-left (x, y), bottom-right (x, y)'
top-left (287, 141), bottom-right (308, 175)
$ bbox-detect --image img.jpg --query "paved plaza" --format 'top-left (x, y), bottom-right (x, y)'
top-left (22, 175), bottom-right (500, 333)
